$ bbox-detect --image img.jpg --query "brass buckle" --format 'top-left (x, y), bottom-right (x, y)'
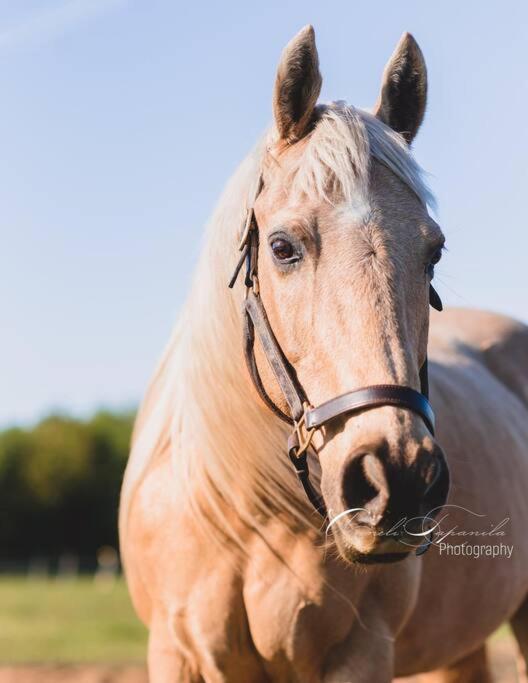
top-left (293, 403), bottom-right (315, 459)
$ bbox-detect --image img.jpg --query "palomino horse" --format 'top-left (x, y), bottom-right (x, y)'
top-left (120, 27), bottom-right (528, 682)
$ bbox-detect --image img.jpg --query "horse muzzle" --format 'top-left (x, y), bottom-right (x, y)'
top-left (326, 438), bottom-right (450, 563)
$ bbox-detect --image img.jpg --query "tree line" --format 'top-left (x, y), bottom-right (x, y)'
top-left (0, 410), bottom-right (135, 567)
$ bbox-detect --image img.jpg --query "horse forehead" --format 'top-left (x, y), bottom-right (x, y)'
top-left (369, 160), bottom-right (429, 219)
top-left (259, 161), bottom-right (431, 242)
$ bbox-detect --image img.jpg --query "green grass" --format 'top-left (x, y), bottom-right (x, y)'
top-left (0, 576), bottom-right (147, 663)
top-left (0, 576), bottom-right (513, 666)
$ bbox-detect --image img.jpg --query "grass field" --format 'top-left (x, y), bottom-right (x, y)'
top-left (0, 577), bottom-right (147, 664)
top-left (0, 577), bottom-right (520, 682)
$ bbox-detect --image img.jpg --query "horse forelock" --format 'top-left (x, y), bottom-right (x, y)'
top-left (277, 102), bottom-right (435, 210)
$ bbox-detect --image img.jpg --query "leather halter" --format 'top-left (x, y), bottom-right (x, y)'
top-left (229, 180), bottom-right (443, 522)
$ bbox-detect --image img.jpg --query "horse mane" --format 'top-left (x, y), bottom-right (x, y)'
top-left (119, 103), bottom-right (434, 556)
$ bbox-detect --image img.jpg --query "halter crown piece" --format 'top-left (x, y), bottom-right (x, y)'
top-left (229, 174), bottom-right (443, 550)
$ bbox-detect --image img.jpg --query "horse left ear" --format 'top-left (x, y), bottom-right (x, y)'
top-left (373, 33), bottom-right (427, 144)
top-left (273, 25), bottom-right (322, 143)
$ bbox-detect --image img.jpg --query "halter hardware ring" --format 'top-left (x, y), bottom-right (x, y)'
top-left (244, 272), bottom-right (260, 298)
top-left (293, 403), bottom-right (316, 459)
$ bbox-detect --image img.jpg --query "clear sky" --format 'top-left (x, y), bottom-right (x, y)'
top-left (2, 1), bottom-right (527, 426)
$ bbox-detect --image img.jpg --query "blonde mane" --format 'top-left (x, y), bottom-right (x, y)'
top-left (119, 103), bottom-right (434, 554)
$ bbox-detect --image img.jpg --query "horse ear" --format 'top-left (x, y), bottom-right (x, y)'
top-left (273, 25), bottom-right (322, 143)
top-left (373, 33), bottom-right (427, 144)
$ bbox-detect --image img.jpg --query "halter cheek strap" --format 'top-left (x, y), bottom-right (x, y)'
top-left (229, 186), bottom-right (443, 526)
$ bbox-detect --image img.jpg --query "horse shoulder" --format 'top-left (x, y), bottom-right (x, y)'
top-left (122, 450), bottom-right (204, 625)
top-left (124, 448), bottom-right (275, 679)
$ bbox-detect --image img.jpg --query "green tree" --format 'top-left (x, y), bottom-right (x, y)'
top-left (0, 410), bottom-right (135, 564)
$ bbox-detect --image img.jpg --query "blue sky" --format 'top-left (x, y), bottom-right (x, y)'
top-left (2, 1), bottom-right (527, 426)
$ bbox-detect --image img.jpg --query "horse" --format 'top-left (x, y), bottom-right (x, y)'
top-left (120, 26), bottom-right (528, 682)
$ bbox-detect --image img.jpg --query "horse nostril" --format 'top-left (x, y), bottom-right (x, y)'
top-left (422, 449), bottom-right (450, 514)
top-left (342, 452), bottom-right (389, 526)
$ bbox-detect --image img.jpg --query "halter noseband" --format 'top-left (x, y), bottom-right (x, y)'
top-left (229, 179), bottom-right (442, 521)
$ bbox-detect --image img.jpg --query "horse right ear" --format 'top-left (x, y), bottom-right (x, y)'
top-left (273, 25), bottom-right (322, 144)
top-left (373, 33), bottom-right (427, 144)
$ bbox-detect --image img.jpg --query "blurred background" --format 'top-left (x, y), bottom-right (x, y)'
top-left (1, 0), bottom-right (526, 680)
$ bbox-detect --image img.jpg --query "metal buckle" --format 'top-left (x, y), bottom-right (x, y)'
top-left (243, 266), bottom-right (259, 299)
top-left (292, 402), bottom-right (315, 459)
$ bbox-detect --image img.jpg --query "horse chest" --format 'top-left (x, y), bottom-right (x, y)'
top-left (242, 555), bottom-right (355, 677)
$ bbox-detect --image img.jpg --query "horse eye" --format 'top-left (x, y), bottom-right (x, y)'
top-left (430, 248), bottom-right (443, 266)
top-left (427, 247), bottom-right (443, 279)
top-left (271, 238), bottom-right (295, 262)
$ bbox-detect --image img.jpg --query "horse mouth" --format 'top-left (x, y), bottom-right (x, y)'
top-left (330, 521), bottom-right (425, 565)
top-left (353, 550), bottom-right (411, 564)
